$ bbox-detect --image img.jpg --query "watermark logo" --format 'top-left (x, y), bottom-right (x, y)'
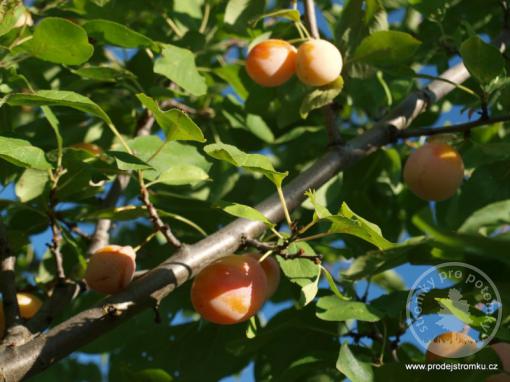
top-left (406, 262), bottom-right (502, 359)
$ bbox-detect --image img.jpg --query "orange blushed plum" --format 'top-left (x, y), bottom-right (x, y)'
top-left (0, 292), bottom-right (43, 336)
top-left (296, 39), bottom-right (343, 87)
top-left (246, 39), bottom-right (297, 87)
top-left (426, 332), bottom-right (478, 362)
top-left (85, 245), bottom-right (136, 295)
top-left (403, 142), bottom-right (464, 201)
top-left (191, 255), bottom-right (268, 325)
top-left (247, 253), bottom-right (280, 298)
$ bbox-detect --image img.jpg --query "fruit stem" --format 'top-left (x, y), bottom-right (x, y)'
top-left (276, 186), bottom-right (293, 228)
top-left (298, 219), bottom-right (317, 235)
top-left (133, 231), bottom-right (158, 253)
top-left (258, 250), bottom-right (273, 263)
top-left (296, 232), bottom-right (332, 242)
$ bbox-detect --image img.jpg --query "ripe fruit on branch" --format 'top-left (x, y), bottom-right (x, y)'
top-left (247, 253), bottom-right (280, 298)
top-left (295, 39), bottom-right (343, 87)
top-left (426, 332), bottom-right (477, 361)
top-left (245, 39), bottom-right (297, 87)
top-left (85, 245), bottom-right (137, 295)
top-left (191, 255), bottom-right (268, 325)
top-left (0, 292), bottom-right (43, 336)
top-left (403, 142), bottom-right (464, 201)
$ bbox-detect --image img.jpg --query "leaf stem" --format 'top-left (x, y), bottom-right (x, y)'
top-left (276, 186), bottom-right (293, 228)
top-left (296, 232), bottom-right (332, 242)
top-left (107, 123), bottom-right (133, 154)
top-left (298, 219), bottom-right (317, 235)
top-left (258, 250), bottom-right (273, 263)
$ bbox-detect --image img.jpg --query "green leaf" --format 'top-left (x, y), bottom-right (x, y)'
top-left (277, 242), bottom-right (320, 287)
top-left (150, 164), bottom-right (209, 186)
top-left (321, 266), bottom-right (350, 301)
top-left (336, 342), bottom-right (374, 382)
top-left (299, 267), bottom-right (321, 307)
top-left (436, 297), bottom-right (496, 330)
top-left (23, 17), bottom-right (93, 65)
top-left (130, 368), bottom-right (173, 382)
top-left (342, 237), bottom-right (431, 280)
top-left (371, 270), bottom-right (405, 292)
top-left (7, 90), bottom-right (112, 124)
top-left (246, 316), bottom-right (258, 339)
top-left (218, 201), bottom-right (275, 228)
top-left (136, 94), bottom-right (205, 142)
top-left (246, 114), bottom-right (274, 143)
top-left (15, 169), bottom-right (49, 202)
top-left (72, 66), bottom-right (136, 82)
top-left (128, 136), bottom-right (211, 182)
top-left (459, 200), bottom-right (510, 234)
top-left (352, 31), bottom-right (421, 67)
top-left (0, 136), bottom-right (52, 170)
top-left (252, 9), bottom-right (301, 25)
top-left (459, 36), bottom-right (504, 85)
top-left (413, 210), bottom-right (510, 265)
top-left (0, 0), bottom-right (25, 37)
top-left (274, 126), bottom-right (322, 144)
top-left (83, 19), bottom-right (156, 49)
top-left (224, 0), bottom-right (265, 28)
top-left (300, 76), bottom-right (344, 119)
top-left (326, 203), bottom-right (394, 249)
top-left (154, 45), bottom-right (207, 97)
top-left (305, 190), bottom-right (333, 220)
top-left (316, 295), bottom-right (383, 322)
top-left (213, 64), bottom-right (249, 100)
top-left (204, 142), bottom-right (288, 187)
top-left (89, 0), bottom-right (111, 6)
top-left (108, 151), bottom-right (153, 171)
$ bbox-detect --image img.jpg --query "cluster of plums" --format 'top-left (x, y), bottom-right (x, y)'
top-left (191, 253), bottom-right (281, 325)
top-left (427, 332), bottom-right (510, 381)
top-left (246, 38), bottom-right (343, 87)
top-left (83, 245), bottom-right (282, 326)
top-left (404, 141), bottom-right (464, 201)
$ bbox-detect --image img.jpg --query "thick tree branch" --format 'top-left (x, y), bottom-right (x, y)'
top-left (0, 51), bottom-right (477, 381)
top-left (396, 114), bottom-right (510, 139)
top-left (0, 222), bottom-right (27, 344)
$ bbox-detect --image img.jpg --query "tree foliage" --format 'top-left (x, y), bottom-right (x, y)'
top-left (0, 0), bottom-right (510, 381)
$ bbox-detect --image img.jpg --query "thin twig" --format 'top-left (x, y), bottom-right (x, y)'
top-left (47, 168), bottom-right (66, 283)
top-left (396, 114), bottom-right (510, 139)
top-left (295, 232), bottom-right (332, 242)
top-left (60, 220), bottom-right (92, 241)
top-left (241, 236), bottom-right (276, 252)
top-left (139, 179), bottom-right (182, 248)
